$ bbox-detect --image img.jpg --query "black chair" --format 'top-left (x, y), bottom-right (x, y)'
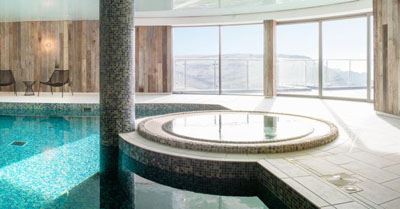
top-left (0, 70), bottom-right (17, 96)
top-left (38, 70), bottom-right (73, 97)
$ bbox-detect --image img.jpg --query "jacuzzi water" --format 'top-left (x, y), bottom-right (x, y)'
top-left (0, 114), bottom-right (274, 209)
top-left (163, 112), bottom-right (315, 143)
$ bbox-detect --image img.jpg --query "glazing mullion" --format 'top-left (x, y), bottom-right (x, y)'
top-left (367, 15), bottom-right (372, 101)
top-left (318, 21), bottom-right (323, 98)
top-left (219, 26), bottom-right (222, 95)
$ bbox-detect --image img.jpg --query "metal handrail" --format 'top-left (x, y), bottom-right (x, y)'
top-left (173, 57), bottom-right (368, 92)
top-left (174, 58), bottom-right (263, 91)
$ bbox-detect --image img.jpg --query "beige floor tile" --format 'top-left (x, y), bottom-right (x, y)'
top-left (298, 158), bottom-right (352, 176)
top-left (341, 162), bottom-right (399, 183)
top-left (325, 154), bottom-right (355, 165)
top-left (356, 180), bottom-right (400, 205)
top-left (351, 193), bottom-right (384, 209)
top-left (334, 202), bottom-right (370, 209)
top-left (384, 164), bottom-right (400, 176)
top-left (294, 176), bottom-right (352, 205)
top-left (347, 152), bottom-right (398, 168)
top-left (381, 198), bottom-right (400, 209)
top-left (383, 178), bottom-right (400, 193)
top-left (383, 154), bottom-right (400, 163)
top-left (283, 178), bottom-right (330, 208)
top-left (265, 159), bottom-right (310, 177)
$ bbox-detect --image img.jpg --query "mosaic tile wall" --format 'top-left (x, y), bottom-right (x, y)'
top-left (119, 138), bottom-right (320, 209)
top-left (256, 164), bottom-right (319, 209)
top-left (119, 152), bottom-right (259, 197)
top-left (119, 138), bottom-right (258, 184)
top-left (0, 103), bottom-right (227, 117)
top-left (0, 103), bottom-right (99, 116)
top-left (134, 103), bottom-right (229, 117)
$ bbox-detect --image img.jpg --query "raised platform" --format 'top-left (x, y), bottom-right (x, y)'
top-left (137, 110), bottom-right (338, 154)
top-left (120, 124), bottom-right (356, 209)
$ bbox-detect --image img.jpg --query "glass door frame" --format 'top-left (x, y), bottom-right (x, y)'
top-left (172, 23), bottom-right (264, 96)
top-left (276, 13), bottom-right (374, 103)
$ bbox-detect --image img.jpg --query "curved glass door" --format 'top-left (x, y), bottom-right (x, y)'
top-left (277, 22), bottom-right (319, 96)
top-left (221, 24), bottom-right (264, 95)
top-left (173, 26), bottom-right (220, 94)
top-left (322, 17), bottom-right (368, 99)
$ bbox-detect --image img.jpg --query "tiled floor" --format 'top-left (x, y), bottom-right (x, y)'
top-left (1, 92), bottom-right (400, 208)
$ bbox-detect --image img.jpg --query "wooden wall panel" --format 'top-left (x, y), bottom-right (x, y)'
top-left (0, 20), bottom-right (99, 93)
top-left (135, 26), bottom-right (172, 93)
top-left (0, 22), bottom-right (172, 93)
top-left (374, 0), bottom-right (400, 115)
top-left (67, 20), bottom-right (100, 92)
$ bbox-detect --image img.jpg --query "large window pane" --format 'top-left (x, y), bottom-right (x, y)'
top-left (173, 27), bottom-right (219, 94)
top-left (221, 24), bottom-right (264, 95)
top-left (322, 17), bottom-right (368, 99)
top-left (277, 22), bottom-right (319, 95)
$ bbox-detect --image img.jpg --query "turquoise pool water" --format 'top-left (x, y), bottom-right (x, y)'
top-left (0, 116), bottom-right (99, 208)
top-left (0, 115), bottom-right (270, 209)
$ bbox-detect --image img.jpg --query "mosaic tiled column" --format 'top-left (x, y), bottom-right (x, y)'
top-left (100, 0), bottom-right (135, 207)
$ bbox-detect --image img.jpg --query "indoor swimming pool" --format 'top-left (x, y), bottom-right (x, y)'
top-left (0, 108), bottom-right (280, 209)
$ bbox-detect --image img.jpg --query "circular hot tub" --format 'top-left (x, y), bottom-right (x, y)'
top-left (137, 111), bottom-right (338, 154)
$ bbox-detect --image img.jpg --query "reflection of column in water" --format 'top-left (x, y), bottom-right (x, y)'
top-left (263, 116), bottom-right (277, 139)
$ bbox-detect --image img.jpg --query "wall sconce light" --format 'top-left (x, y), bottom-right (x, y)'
top-left (44, 41), bottom-right (53, 52)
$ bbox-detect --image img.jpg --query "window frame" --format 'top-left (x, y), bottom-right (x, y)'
top-left (172, 12), bottom-right (374, 102)
top-left (277, 13), bottom-right (374, 102)
top-left (172, 23), bottom-right (264, 96)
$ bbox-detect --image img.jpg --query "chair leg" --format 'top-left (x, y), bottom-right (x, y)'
top-left (70, 83), bottom-right (74, 96)
top-left (38, 84), bottom-right (40, 96)
top-left (13, 84), bottom-right (17, 96)
top-left (62, 85), bottom-right (64, 98)
top-left (51, 87), bottom-right (53, 95)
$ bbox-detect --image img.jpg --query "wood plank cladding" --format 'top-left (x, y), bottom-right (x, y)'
top-left (374, 0), bottom-right (400, 115)
top-left (0, 20), bottom-right (99, 92)
top-left (264, 20), bottom-right (277, 97)
top-left (0, 22), bottom-right (173, 93)
top-left (135, 26), bottom-right (172, 93)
